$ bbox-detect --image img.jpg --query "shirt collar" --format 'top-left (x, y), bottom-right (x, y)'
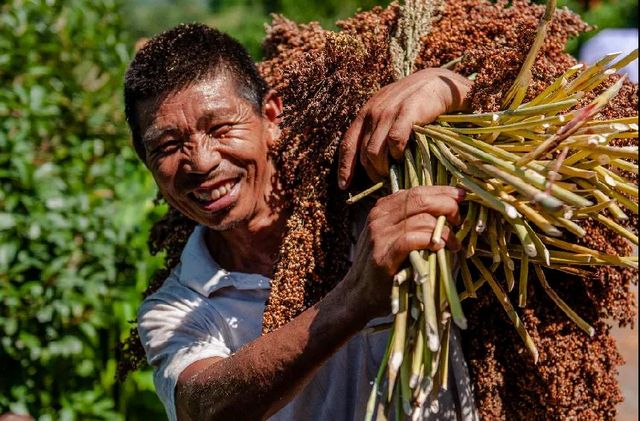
top-left (178, 225), bottom-right (271, 297)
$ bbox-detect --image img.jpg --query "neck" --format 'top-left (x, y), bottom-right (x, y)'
top-left (205, 192), bottom-right (290, 278)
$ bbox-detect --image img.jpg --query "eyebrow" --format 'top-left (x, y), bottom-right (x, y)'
top-left (142, 126), bottom-right (179, 145)
top-left (196, 108), bottom-right (241, 131)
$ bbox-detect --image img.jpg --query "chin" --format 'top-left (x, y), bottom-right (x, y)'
top-left (202, 207), bottom-right (247, 232)
top-left (207, 219), bottom-right (242, 232)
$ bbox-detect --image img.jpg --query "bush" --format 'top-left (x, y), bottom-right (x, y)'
top-left (0, 0), bottom-right (165, 418)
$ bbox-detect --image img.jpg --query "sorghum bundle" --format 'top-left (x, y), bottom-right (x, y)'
top-left (117, 1), bottom-right (638, 419)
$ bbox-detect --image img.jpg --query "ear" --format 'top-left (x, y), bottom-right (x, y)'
top-left (262, 90), bottom-right (283, 147)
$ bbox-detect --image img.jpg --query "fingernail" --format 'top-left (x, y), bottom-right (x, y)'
top-left (456, 188), bottom-right (466, 200)
top-left (338, 179), bottom-right (346, 190)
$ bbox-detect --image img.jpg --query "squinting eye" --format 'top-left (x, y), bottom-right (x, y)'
top-left (208, 125), bottom-right (232, 138)
top-left (150, 140), bottom-right (180, 157)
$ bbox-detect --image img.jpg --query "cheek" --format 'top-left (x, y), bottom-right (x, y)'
top-left (151, 159), bottom-right (179, 191)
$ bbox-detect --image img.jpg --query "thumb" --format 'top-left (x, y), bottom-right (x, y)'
top-left (338, 115), bottom-right (364, 189)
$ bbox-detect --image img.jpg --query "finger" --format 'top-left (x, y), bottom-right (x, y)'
top-left (363, 110), bottom-right (396, 178)
top-left (441, 225), bottom-right (462, 251)
top-left (387, 230), bottom-right (445, 269)
top-left (393, 212), bottom-right (460, 246)
top-left (406, 185), bottom-right (466, 202)
top-left (377, 186), bottom-right (465, 207)
top-left (386, 105), bottom-right (416, 161)
top-left (375, 188), bottom-right (464, 223)
top-left (402, 193), bottom-right (461, 226)
top-left (338, 112), bottom-right (365, 189)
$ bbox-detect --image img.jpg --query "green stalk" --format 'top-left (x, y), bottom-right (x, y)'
top-left (568, 52), bottom-right (621, 93)
top-left (466, 226), bottom-right (478, 258)
top-left (595, 166), bottom-right (638, 198)
top-left (594, 179), bottom-right (638, 214)
top-left (462, 153), bottom-right (565, 213)
top-left (575, 178), bottom-right (629, 221)
top-left (437, 97), bottom-right (579, 124)
top-left (456, 201), bottom-right (477, 242)
top-left (526, 64), bottom-right (583, 107)
top-left (501, 0), bottom-right (556, 109)
top-left (580, 145), bottom-right (638, 160)
top-left (410, 319), bottom-right (425, 388)
top-left (610, 49), bottom-right (639, 72)
top-left (404, 148), bottom-right (420, 187)
top-left (346, 181), bottom-right (386, 204)
top-left (365, 329), bottom-right (395, 421)
top-left (425, 139), bottom-right (521, 219)
top-left (448, 114), bottom-right (569, 134)
top-left (388, 282), bottom-right (408, 400)
top-left (497, 190), bottom-right (561, 236)
top-left (471, 256), bottom-right (539, 362)
top-left (523, 219), bottom-right (550, 266)
top-left (421, 126), bottom-right (592, 208)
top-left (548, 214), bottom-right (587, 237)
top-left (609, 158), bottom-right (639, 174)
top-left (415, 132), bottom-right (435, 186)
top-left (459, 277), bottom-right (487, 301)
top-left (539, 234), bottom-right (638, 269)
top-left (458, 251), bottom-right (477, 298)
top-left (534, 265), bottom-right (595, 336)
top-left (497, 221), bottom-right (516, 291)
top-left (424, 252), bottom-right (440, 352)
top-left (437, 319), bottom-right (451, 392)
top-left (573, 200), bottom-right (614, 216)
top-left (516, 76), bottom-right (627, 166)
top-left (487, 213), bottom-right (501, 263)
top-left (595, 214), bottom-right (639, 245)
top-left (476, 205), bottom-right (488, 233)
top-left (508, 217), bottom-right (538, 257)
top-left (438, 249), bottom-right (467, 329)
top-left (400, 345), bottom-right (412, 415)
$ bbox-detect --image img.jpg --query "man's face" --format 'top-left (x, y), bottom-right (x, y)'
top-left (137, 74), bottom-right (281, 230)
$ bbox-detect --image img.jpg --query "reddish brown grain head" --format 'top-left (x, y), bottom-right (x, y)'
top-left (119, 6), bottom-right (636, 419)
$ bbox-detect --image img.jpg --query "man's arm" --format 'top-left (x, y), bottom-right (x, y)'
top-left (176, 69), bottom-right (471, 421)
top-left (175, 272), bottom-right (368, 420)
top-left (176, 184), bottom-right (464, 420)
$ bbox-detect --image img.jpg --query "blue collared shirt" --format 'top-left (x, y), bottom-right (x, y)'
top-left (137, 225), bottom-right (478, 420)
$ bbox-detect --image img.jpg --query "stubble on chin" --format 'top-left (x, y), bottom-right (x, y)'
top-left (209, 219), bottom-right (241, 232)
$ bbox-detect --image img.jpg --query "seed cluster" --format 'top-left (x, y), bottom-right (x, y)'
top-left (118, 3), bottom-right (637, 419)
top-left (260, 6), bottom-right (399, 332)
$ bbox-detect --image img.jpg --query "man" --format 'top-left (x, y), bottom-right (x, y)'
top-left (126, 24), bottom-right (476, 420)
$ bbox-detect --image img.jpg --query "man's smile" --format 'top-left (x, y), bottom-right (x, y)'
top-left (189, 177), bottom-right (241, 212)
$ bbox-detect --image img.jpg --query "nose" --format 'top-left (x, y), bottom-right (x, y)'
top-left (181, 134), bottom-right (222, 175)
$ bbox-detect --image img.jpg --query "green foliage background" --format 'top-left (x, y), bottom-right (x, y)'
top-left (0, 0), bottom-right (166, 419)
top-left (0, 0), bottom-right (635, 419)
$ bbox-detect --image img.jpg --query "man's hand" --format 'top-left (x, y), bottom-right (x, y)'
top-left (345, 185), bottom-right (465, 319)
top-left (338, 68), bottom-right (472, 189)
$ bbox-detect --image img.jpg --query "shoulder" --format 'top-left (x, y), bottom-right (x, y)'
top-left (137, 269), bottom-right (203, 327)
top-left (137, 268), bottom-right (230, 362)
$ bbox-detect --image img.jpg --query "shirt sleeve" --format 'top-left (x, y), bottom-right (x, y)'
top-left (137, 280), bottom-right (232, 421)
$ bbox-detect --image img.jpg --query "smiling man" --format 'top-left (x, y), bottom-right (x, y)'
top-left (126, 24), bottom-right (478, 420)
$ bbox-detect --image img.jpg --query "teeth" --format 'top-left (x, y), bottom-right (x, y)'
top-left (194, 181), bottom-right (235, 202)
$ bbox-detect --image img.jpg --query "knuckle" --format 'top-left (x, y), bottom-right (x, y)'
top-left (387, 128), bottom-right (406, 143)
top-left (367, 205), bottom-right (388, 225)
top-left (375, 193), bottom-right (396, 209)
top-left (365, 142), bottom-right (381, 158)
top-left (408, 187), bottom-right (430, 208)
top-left (380, 108), bottom-right (396, 121)
top-left (339, 138), bottom-right (352, 155)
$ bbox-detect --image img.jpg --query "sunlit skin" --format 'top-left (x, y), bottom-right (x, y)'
top-left (136, 74), bottom-right (287, 275)
top-left (134, 67), bottom-right (471, 420)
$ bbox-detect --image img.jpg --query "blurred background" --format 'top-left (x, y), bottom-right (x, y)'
top-left (0, 0), bottom-right (636, 419)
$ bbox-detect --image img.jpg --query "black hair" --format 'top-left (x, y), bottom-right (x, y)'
top-left (124, 23), bottom-right (269, 161)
